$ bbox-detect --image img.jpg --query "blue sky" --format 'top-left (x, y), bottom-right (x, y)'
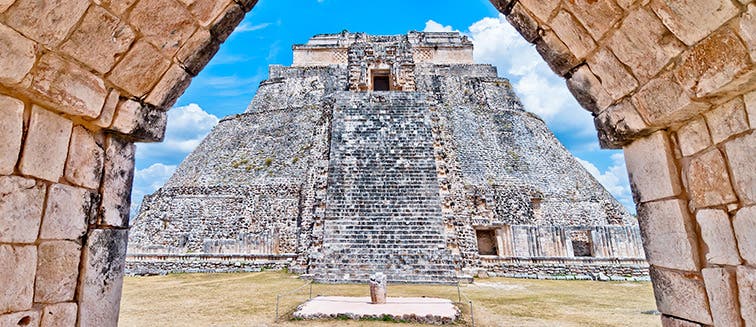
top-left (132, 0), bottom-right (635, 215)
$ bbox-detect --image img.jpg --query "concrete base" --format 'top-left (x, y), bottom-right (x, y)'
top-left (292, 296), bottom-right (460, 324)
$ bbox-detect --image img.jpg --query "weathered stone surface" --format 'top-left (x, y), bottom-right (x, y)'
top-left (595, 99), bottom-right (648, 149)
top-left (65, 126), bottom-right (104, 189)
top-left (34, 241), bottom-right (81, 303)
top-left (145, 64), bottom-right (192, 109)
top-left (93, 90), bottom-right (120, 129)
top-left (535, 30), bottom-right (581, 77)
top-left (705, 97), bottom-right (749, 144)
top-left (723, 133), bottom-right (755, 205)
top-left (0, 94), bottom-right (24, 174)
top-left (566, 65), bottom-right (611, 113)
top-left (78, 229), bottom-right (128, 327)
top-left (685, 149), bottom-right (738, 208)
top-left (1, 0), bottom-right (89, 47)
top-left (101, 136), bottom-right (136, 227)
top-left (30, 54), bottom-right (107, 119)
top-left (518, 0), bottom-right (558, 22)
top-left (737, 266), bottom-right (756, 325)
top-left (209, 2), bottom-right (245, 43)
top-left (0, 0), bottom-right (13, 12)
top-left (624, 132), bottom-right (681, 203)
top-left (40, 184), bottom-right (94, 240)
top-left (637, 199), bottom-right (700, 271)
top-left (0, 310), bottom-right (40, 327)
top-left (0, 245), bottom-right (36, 313)
top-left (588, 47), bottom-right (639, 100)
top-left (0, 176), bottom-right (45, 243)
top-left (632, 72), bottom-right (709, 126)
top-left (19, 106), bottom-right (72, 182)
top-left (650, 267), bottom-right (713, 325)
top-left (550, 10), bottom-right (595, 60)
top-left (110, 100), bottom-right (168, 142)
top-left (41, 303), bottom-right (77, 327)
top-left (676, 116), bottom-right (711, 157)
top-left (607, 8), bottom-right (685, 81)
top-left (562, 0), bottom-right (623, 40)
top-left (695, 209), bottom-right (742, 265)
top-left (60, 5), bottom-right (135, 74)
top-left (176, 29), bottom-right (219, 76)
top-left (129, 0), bottom-right (197, 55)
top-left (739, 4), bottom-right (755, 62)
top-left (97, 0), bottom-right (138, 16)
top-left (733, 206), bottom-right (756, 264)
top-left (108, 41), bottom-right (171, 97)
top-left (650, 0), bottom-right (739, 46)
top-left (0, 23), bottom-right (36, 85)
top-left (181, 0), bottom-right (229, 27)
top-left (746, 91), bottom-right (755, 128)
top-left (660, 315), bottom-right (704, 327)
top-left (506, 3), bottom-right (539, 43)
top-left (702, 268), bottom-right (743, 327)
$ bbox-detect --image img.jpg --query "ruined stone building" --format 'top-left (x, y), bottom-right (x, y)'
top-left (127, 32), bottom-right (646, 282)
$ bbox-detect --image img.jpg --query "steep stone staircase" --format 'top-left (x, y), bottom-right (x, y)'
top-left (310, 92), bottom-right (457, 283)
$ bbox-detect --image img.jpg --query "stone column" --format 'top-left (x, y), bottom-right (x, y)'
top-left (369, 273), bottom-right (388, 304)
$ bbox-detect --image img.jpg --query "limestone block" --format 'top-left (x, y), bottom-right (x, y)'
top-left (587, 47), bottom-right (639, 100)
top-left (0, 94), bottom-right (24, 174)
top-left (60, 5), bottom-right (135, 74)
top-left (145, 64), bottom-right (192, 109)
top-left (65, 126), bottom-right (104, 189)
top-left (623, 132), bottom-right (681, 203)
top-left (101, 136), bottom-right (135, 227)
top-left (702, 268), bottom-right (743, 327)
top-left (40, 183), bottom-right (95, 240)
top-left (209, 2), bottom-right (245, 43)
top-left (108, 40), bottom-right (171, 97)
top-left (506, 3), bottom-right (539, 43)
top-left (93, 90), bottom-right (119, 129)
top-left (34, 241), bottom-right (81, 303)
top-left (181, 0), bottom-right (230, 27)
top-left (676, 116), bottom-right (711, 157)
top-left (78, 229), bottom-right (128, 327)
top-left (661, 315), bottom-right (704, 327)
top-left (177, 29), bottom-right (219, 76)
top-left (649, 0), bottom-right (739, 46)
top-left (0, 176), bottom-right (45, 243)
top-left (595, 99), bottom-right (648, 149)
top-left (733, 206), bottom-right (756, 264)
top-left (549, 11), bottom-right (595, 60)
top-left (705, 98), bottom-right (749, 144)
top-left (674, 26), bottom-right (753, 98)
top-left (723, 133), bottom-right (755, 204)
top-left (738, 5), bottom-right (755, 62)
top-left (130, 0), bottom-right (197, 55)
top-left (0, 23), bottom-right (36, 84)
top-left (737, 266), bottom-right (756, 325)
top-left (1, 0), bottom-right (89, 47)
top-left (518, 0), bottom-right (558, 22)
top-left (562, 0), bottom-right (623, 40)
top-left (19, 106), bottom-right (72, 182)
top-left (650, 267), bottom-right (712, 325)
top-left (695, 209), bottom-right (742, 265)
top-left (41, 303), bottom-right (77, 327)
top-left (236, 0), bottom-right (258, 11)
top-left (96, 0), bottom-right (137, 16)
top-left (566, 65), bottom-right (612, 114)
top-left (746, 91), bottom-right (755, 128)
top-left (30, 54), bottom-right (107, 119)
top-left (684, 149), bottom-right (738, 208)
top-left (632, 72), bottom-right (709, 126)
top-left (607, 8), bottom-right (685, 81)
top-left (637, 199), bottom-right (700, 271)
top-left (0, 245), bottom-right (36, 313)
top-left (535, 30), bottom-right (580, 77)
top-left (0, 310), bottom-right (40, 327)
top-left (110, 100), bottom-right (168, 142)
top-left (0, 0), bottom-right (13, 12)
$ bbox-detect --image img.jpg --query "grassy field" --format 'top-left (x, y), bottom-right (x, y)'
top-left (119, 271), bottom-right (660, 327)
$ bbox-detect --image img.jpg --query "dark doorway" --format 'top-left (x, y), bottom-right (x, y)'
top-left (570, 230), bottom-right (593, 257)
top-left (476, 229), bottom-right (498, 255)
top-left (373, 74), bottom-right (390, 91)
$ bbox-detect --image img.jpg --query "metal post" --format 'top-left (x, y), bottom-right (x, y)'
top-left (469, 300), bottom-right (474, 327)
top-left (275, 294), bottom-right (280, 321)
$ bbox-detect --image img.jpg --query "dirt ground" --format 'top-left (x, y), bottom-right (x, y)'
top-left (119, 271), bottom-right (661, 327)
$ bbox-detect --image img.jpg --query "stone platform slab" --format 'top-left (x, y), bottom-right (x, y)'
top-left (292, 296), bottom-right (459, 324)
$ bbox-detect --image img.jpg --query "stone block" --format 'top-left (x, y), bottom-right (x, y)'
top-left (181, 0), bottom-right (230, 27)
top-left (632, 72), bottom-right (710, 126)
top-left (0, 23), bottom-right (36, 85)
top-left (177, 28), bottom-right (219, 76)
top-left (535, 30), bottom-right (581, 77)
top-left (587, 47), bottom-right (639, 100)
top-left (518, 0), bottom-right (558, 22)
top-left (723, 133), bottom-right (755, 204)
top-left (78, 229), bottom-right (128, 327)
top-left (650, 267), bottom-right (712, 325)
top-left (2, 0), bottom-right (89, 47)
top-left (702, 268), bottom-right (743, 327)
top-left (209, 2), bottom-right (245, 43)
top-left (0, 0), bottom-right (12, 12)
top-left (108, 40), bottom-right (171, 97)
top-left (562, 0), bottom-right (623, 40)
top-left (738, 4), bottom-right (755, 62)
top-left (737, 266), bottom-right (756, 325)
top-left (96, 0), bottom-right (137, 16)
top-left (0, 310), bottom-right (40, 327)
top-left (0, 94), bottom-right (24, 174)
top-left (674, 26), bottom-right (753, 98)
top-left (41, 303), bottom-right (77, 327)
top-left (649, 0), bottom-right (739, 46)
top-left (506, 3), bottom-right (539, 43)
top-left (623, 131), bottom-right (681, 203)
top-left (733, 206), bottom-right (756, 264)
top-left (110, 100), bottom-right (168, 142)
top-left (695, 209), bottom-right (742, 265)
top-left (607, 8), bottom-right (685, 81)
top-left (30, 53), bottom-right (107, 119)
top-left (34, 241), bottom-right (81, 303)
top-left (40, 183), bottom-right (95, 240)
top-left (0, 176), bottom-right (45, 243)
top-left (566, 65), bottom-right (612, 114)
top-left (746, 91), bottom-right (755, 128)
top-left (93, 90), bottom-right (119, 129)
top-left (145, 64), bottom-right (192, 109)
top-left (60, 5), bottom-right (135, 74)
top-left (129, 0), bottom-right (197, 55)
top-left (705, 98), bottom-right (749, 144)
top-left (595, 99), bottom-right (648, 149)
top-left (65, 126), bottom-right (104, 189)
top-left (637, 199), bottom-right (700, 271)
top-left (660, 315), bottom-right (703, 327)
top-left (549, 10), bottom-right (595, 60)
top-left (0, 245), bottom-right (36, 313)
top-left (684, 149), bottom-right (738, 208)
top-left (676, 116), bottom-right (711, 157)
top-left (18, 106), bottom-right (72, 182)
top-left (101, 136), bottom-right (135, 227)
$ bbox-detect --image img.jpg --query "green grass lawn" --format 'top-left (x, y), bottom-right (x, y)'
top-left (119, 271), bottom-right (660, 326)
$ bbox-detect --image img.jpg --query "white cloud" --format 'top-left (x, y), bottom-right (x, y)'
top-left (130, 163), bottom-right (177, 217)
top-left (577, 154), bottom-right (634, 212)
top-left (136, 103), bottom-right (219, 162)
top-left (423, 20), bottom-right (457, 33)
top-left (233, 22), bottom-right (271, 33)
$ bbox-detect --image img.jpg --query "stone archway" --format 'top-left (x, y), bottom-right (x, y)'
top-left (0, 0), bottom-right (752, 326)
